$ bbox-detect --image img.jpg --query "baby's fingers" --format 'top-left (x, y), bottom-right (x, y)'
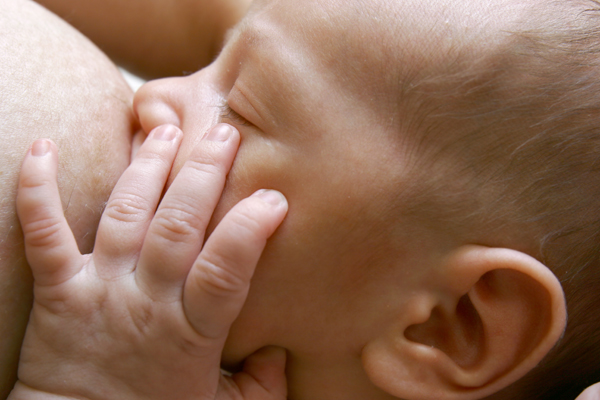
top-left (228, 347), bottom-right (287, 400)
top-left (135, 124), bottom-right (240, 297)
top-left (184, 190), bottom-right (287, 340)
top-left (94, 125), bottom-right (182, 272)
top-left (575, 383), bottom-right (600, 400)
top-left (16, 140), bottom-right (82, 286)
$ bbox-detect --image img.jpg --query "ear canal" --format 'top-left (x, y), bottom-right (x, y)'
top-left (362, 246), bottom-right (567, 400)
top-left (404, 294), bottom-right (484, 370)
top-left (404, 268), bottom-right (557, 388)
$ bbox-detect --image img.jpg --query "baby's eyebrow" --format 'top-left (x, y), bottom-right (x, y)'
top-left (224, 16), bottom-right (270, 54)
top-left (222, 16), bottom-right (255, 49)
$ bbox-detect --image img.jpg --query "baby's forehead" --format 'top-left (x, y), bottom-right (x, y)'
top-left (224, 0), bottom-right (537, 142)
top-left (245, 0), bottom-right (527, 102)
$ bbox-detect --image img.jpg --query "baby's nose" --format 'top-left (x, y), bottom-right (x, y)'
top-left (133, 77), bottom-right (183, 134)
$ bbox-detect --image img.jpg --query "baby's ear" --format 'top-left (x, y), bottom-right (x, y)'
top-left (362, 245), bottom-right (567, 400)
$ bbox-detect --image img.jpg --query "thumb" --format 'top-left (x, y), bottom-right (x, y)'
top-left (231, 346), bottom-right (288, 400)
top-left (576, 383), bottom-right (600, 400)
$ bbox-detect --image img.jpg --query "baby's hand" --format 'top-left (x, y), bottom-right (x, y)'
top-left (10, 124), bottom-right (288, 400)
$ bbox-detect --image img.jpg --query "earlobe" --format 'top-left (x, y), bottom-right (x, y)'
top-left (362, 245), bottom-right (567, 400)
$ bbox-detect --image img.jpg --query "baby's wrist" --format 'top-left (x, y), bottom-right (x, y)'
top-left (8, 382), bottom-right (91, 400)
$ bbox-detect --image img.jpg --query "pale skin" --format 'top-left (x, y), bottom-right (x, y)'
top-left (5, 0), bottom-right (600, 398)
top-left (132, 0), bottom-right (569, 398)
top-left (576, 383), bottom-right (600, 400)
top-left (9, 123), bottom-right (288, 400)
top-left (0, 0), bottom-right (251, 397)
top-left (0, 1), bottom-right (135, 396)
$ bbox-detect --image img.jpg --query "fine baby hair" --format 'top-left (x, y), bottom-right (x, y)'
top-left (399, 1), bottom-right (600, 397)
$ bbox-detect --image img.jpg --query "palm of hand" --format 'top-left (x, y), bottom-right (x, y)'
top-left (22, 267), bottom-right (221, 399)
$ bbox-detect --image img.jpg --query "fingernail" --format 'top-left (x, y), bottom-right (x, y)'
top-left (31, 139), bottom-right (51, 156)
top-left (206, 124), bottom-right (233, 142)
top-left (254, 189), bottom-right (286, 206)
top-left (152, 124), bottom-right (179, 141)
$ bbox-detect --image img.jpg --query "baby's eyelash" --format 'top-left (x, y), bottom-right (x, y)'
top-left (218, 101), bottom-right (252, 126)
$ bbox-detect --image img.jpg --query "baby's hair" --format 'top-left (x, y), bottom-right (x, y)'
top-left (393, 1), bottom-right (600, 398)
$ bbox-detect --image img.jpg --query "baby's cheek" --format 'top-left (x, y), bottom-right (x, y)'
top-left (226, 136), bottom-right (293, 197)
top-left (204, 135), bottom-right (292, 234)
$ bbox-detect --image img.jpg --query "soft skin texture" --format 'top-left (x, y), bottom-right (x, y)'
top-left (576, 383), bottom-right (600, 400)
top-left (134, 1), bottom-right (411, 396)
top-left (134, 0), bottom-right (566, 399)
top-left (0, 0), bottom-right (582, 398)
top-left (9, 125), bottom-right (288, 400)
top-left (0, 0), bottom-right (135, 397)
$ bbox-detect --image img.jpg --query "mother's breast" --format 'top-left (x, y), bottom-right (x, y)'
top-left (0, 1), bottom-right (136, 397)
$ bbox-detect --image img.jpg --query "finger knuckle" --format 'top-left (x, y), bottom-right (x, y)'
top-left (104, 192), bottom-right (149, 223)
top-left (195, 258), bottom-right (248, 298)
top-left (225, 202), bottom-right (273, 244)
top-left (153, 204), bottom-right (203, 243)
top-left (19, 174), bottom-right (50, 190)
top-left (135, 150), bottom-right (172, 170)
top-left (186, 154), bottom-right (223, 178)
top-left (22, 214), bottom-right (63, 248)
top-left (229, 206), bottom-right (265, 237)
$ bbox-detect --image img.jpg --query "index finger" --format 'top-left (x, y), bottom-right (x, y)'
top-left (135, 124), bottom-right (241, 300)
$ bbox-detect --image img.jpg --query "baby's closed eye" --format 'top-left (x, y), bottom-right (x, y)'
top-left (219, 101), bottom-right (253, 127)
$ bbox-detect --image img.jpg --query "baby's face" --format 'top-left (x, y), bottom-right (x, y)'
top-left (134, 0), bottom-right (474, 396)
top-left (135, 0), bottom-right (411, 353)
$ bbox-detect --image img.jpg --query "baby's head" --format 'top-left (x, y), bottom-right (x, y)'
top-left (134, 0), bottom-right (600, 398)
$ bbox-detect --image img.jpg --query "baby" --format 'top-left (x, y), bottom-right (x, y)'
top-left (6, 0), bottom-right (600, 399)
